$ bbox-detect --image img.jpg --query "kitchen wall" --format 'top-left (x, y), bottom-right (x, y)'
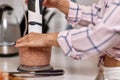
top-left (77, 0), bottom-right (97, 5)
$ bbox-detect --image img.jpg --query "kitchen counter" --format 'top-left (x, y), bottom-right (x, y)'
top-left (0, 47), bottom-right (99, 80)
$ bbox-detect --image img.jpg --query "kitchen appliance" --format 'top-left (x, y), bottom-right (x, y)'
top-left (18, 0), bottom-right (53, 72)
top-left (9, 69), bottom-right (64, 77)
top-left (0, 4), bottom-right (21, 57)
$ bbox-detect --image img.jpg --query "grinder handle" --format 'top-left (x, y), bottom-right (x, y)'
top-left (28, 0), bottom-right (43, 33)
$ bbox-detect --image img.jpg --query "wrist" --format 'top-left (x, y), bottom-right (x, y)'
top-left (46, 33), bottom-right (59, 47)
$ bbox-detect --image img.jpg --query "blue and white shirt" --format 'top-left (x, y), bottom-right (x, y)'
top-left (57, 0), bottom-right (120, 61)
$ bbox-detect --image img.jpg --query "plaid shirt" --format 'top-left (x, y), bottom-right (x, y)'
top-left (57, 0), bottom-right (120, 61)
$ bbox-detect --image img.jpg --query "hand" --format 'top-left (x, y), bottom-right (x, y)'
top-left (43, 0), bottom-right (59, 8)
top-left (25, 0), bottom-right (58, 8)
top-left (43, 0), bottom-right (69, 15)
top-left (25, 0), bottom-right (28, 4)
top-left (15, 32), bottom-right (59, 48)
top-left (25, 0), bottom-right (69, 15)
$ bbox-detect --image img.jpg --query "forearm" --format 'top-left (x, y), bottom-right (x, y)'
top-left (57, 23), bottom-right (120, 60)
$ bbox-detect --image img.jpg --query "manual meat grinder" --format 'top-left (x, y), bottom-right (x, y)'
top-left (17, 0), bottom-right (53, 72)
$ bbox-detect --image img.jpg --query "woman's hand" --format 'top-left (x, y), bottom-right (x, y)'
top-left (15, 32), bottom-right (59, 48)
top-left (43, 0), bottom-right (69, 15)
top-left (25, 0), bottom-right (28, 4)
top-left (25, 0), bottom-right (69, 15)
top-left (25, 0), bottom-right (59, 7)
top-left (43, 0), bottom-right (60, 8)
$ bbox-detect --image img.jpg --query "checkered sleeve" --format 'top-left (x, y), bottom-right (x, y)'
top-left (67, 0), bottom-right (103, 26)
top-left (57, 0), bottom-right (120, 60)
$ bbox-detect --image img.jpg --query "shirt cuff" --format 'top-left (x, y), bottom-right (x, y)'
top-left (57, 30), bottom-right (72, 56)
top-left (57, 30), bottom-right (86, 60)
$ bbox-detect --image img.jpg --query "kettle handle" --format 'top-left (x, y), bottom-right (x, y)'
top-left (0, 4), bottom-right (13, 23)
top-left (0, 4), bottom-right (13, 11)
top-left (0, 8), bottom-right (3, 23)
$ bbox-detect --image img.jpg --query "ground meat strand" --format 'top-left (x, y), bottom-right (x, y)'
top-left (19, 47), bottom-right (51, 66)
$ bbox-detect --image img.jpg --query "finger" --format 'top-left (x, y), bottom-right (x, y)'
top-left (15, 41), bottom-right (30, 47)
top-left (43, 0), bottom-right (50, 6)
top-left (25, 0), bottom-right (28, 4)
top-left (43, 0), bottom-right (47, 6)
top-left (16, 35), bottom-right (28, 43)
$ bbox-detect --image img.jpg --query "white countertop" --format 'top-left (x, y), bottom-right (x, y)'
top-left (0, 47), bottom-right (99, 80)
